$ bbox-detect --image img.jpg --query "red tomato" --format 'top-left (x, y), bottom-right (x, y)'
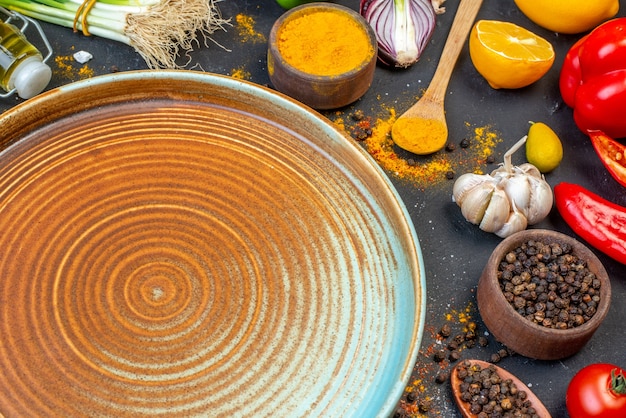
top-left (566, 363), bottom-right (626, 418)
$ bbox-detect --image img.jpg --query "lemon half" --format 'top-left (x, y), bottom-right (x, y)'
top-left (469, 20), bottom-right (555, 90)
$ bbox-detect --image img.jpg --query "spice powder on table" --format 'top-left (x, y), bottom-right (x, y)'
top-left (236, 13), bottom-right (266, 43)
top-left (335, 107), bottom-right (503, 189)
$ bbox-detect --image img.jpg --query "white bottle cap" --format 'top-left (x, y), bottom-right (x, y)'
top-left (10, 56), bottom-right (52, 99)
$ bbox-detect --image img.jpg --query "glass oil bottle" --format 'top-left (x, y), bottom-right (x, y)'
top-left (1, 6), bottom-right (52, 99)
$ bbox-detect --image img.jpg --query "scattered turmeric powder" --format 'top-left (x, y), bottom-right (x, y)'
top-left (335, 106), bottom-right (503, 188)
top-left (230, 66), bottom-right (251, 80)
top-left (361, 108), bottom-right (453, 187)
top-left (277, 9), bottom-right (374, 76)
top-left (470, 123), bottom-right (499, 161)
top-left (54, 55), bottom-right (94, 81)
top-left (235, 13), bottom-right (266, 43)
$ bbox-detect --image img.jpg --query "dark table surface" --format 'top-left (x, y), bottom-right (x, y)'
top-left (2, 0), bottom-right (625, 417)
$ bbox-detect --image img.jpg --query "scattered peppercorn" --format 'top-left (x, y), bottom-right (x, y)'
top-left (486, 154), bottom-right (495, 164)
top-left (435, 369), bottom-right (450, 384)
top-left (447, 340), bottom-right (459, 351)
top-left (434, 349), bottom-right (447, 363)
top-left (352, 126), bottom-right (371, 140)
top-left (350, 109), bottom-right (365, 121)
top-left (449, 350), bottom-right (461, 362)
top-left (393, 408), bottom-right (407, 418)
top-left (418, 398), bottom-right (433, 412)
top-left (445, 170), bottom-right (455, 180)
top-left (439, 323), bottom-right (452, 338)
top-left (445, 142), bottom-right (457, 152)
top-left (406, 391), bottom-right (417, 403)
top-left (460, 138), bottom-right (470, 148)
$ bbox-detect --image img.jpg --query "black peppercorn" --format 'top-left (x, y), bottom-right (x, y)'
top-left (418, 398), bottom-right (432, 412)
top-left (433, 349), bottom-right (447, 363)
top-left (497, 239), bottom-right (600, 330)
top-left (406, 391), bottom-right (417, 403)
top-left (350, 109), bottom-right (365, 121)
top-left (455, 362), bottom-right (541, 418)
top-left (435, 370), bottom-right (450, 384)
top-left (439, 323), bottom-right (452, 338)
top-left (478, 336), bottom-right (489, 347)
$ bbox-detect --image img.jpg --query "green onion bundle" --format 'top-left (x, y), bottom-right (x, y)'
top-left (0, 0), bottom-right (229, 68)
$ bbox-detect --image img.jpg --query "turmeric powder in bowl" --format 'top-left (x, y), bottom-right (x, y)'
top-left (277, 9), bottom-right (374, 76)
top-left (268, 3), bottom-right (378, 109)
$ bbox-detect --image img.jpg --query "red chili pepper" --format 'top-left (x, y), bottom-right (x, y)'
top-left (554, 182), bottom-right (626, 265)
top-left (588, 130), bottom-right (626, 188)
top-left (559, 18), bottom-right (626, 138)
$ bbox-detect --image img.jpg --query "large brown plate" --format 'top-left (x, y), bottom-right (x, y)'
top-left (0, 71), bottom-right (425, 417)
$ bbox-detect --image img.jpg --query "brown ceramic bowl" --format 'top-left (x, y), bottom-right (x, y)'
top-left (477, 229), bottom-right (611, 360)
top-left (267, 3), bottom-right (377, 109)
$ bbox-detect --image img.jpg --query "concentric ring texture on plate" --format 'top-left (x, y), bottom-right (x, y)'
top-left (0, 71), bottom-right (425, 417)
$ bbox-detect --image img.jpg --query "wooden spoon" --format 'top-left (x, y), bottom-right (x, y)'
top-left (451, 359), bottom-right (552, 418)
top-left (391, 0), bottom-right (484, 155)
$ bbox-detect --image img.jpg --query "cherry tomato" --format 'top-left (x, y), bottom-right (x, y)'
top-left (566, 363), bottom-right (626, 418)
top-left (588, 130), bottom-right (626, 188)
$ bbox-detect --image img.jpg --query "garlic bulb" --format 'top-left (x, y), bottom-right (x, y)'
top-left (452, 136), bottom-right (553, 238)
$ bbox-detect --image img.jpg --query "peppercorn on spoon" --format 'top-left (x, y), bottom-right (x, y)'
top-left (451, 360), bottom-right (552, 418)
top-left (391, 0), bottom-right (483, 155)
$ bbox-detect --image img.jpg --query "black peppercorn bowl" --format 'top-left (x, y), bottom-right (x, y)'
top-left (477, 229), bottom-right (611, 360)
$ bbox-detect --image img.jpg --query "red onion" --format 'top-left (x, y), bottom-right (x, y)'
top-left (360, 0), bottom-right (437, 68)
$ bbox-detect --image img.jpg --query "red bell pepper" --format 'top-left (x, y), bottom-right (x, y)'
top-left (554, 182), bottom-right (626, 265)
top-left (588, 130), bottom-right (626, 188)
top-left (559, 18), bottom-right (626, 139)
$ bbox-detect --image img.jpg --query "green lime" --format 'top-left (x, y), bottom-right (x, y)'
top-left (525, 122), bottom-right (563, 173)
